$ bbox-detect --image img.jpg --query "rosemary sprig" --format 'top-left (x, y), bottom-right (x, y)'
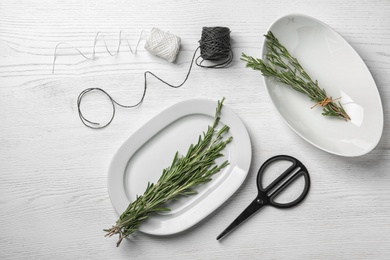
top-left (241, 31), bottom-right (350, 121)
top-left (104, 98), bottom-right (233, 247)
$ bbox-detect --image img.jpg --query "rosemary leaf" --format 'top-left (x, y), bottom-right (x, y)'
top-left (104, 98), bottom-right (233, 247)
top-left (241, 31), bottom-right (350, 121)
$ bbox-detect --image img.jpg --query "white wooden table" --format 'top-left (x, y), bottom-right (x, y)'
top-left (1, 1), bottom-right (389, 259)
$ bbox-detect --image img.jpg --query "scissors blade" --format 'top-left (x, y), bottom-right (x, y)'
top-left (216, 199), bottom-right (264, 240)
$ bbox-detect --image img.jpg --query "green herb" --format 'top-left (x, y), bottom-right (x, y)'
top-left (104, 98), bottom-right (233, 247)
top-left (241, 31), bottom-right (350, 121)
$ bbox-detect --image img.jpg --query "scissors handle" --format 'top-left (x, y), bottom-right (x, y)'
top-left (257, 155), bottom-right (310, 209)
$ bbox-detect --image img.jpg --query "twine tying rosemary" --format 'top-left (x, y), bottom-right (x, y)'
top-left (311, 97), bottom-right (341, 109)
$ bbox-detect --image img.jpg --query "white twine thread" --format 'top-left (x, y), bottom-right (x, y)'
top-left (52, 28), bottom-right (181, 73)
top-left (144, 28), bottom-right (181, 63)
top-left (52, 30), bottom-right (146, 73)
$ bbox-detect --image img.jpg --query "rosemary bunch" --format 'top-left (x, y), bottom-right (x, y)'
top-left (104, 98), bottom-right (233, 247)
top-left (241, 31), bottom-right (350, 121)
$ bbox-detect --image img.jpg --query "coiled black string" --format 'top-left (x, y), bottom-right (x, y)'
top-left (78, 27), bottom-right (233, 129)
top-left (197, 27), bottom-right (233, 68)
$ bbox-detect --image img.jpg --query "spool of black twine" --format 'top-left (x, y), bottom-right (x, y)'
top-left (78, 26), bottom-right (233, 129)
top-left (197, 27), bottom-right (233, 68)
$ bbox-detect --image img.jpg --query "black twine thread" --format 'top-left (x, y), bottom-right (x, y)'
top-left (77, 26), bottom-right (233, 129)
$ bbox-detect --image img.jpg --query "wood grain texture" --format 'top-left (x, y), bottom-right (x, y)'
top-left (1, 0), bottom-right (389, 259)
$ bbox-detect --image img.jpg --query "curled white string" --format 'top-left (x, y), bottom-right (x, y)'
top-left (51, 30), bottom-right (146, 73)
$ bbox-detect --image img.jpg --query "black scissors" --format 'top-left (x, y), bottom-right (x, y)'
top-left (217, 155), bottom-right (310, 240)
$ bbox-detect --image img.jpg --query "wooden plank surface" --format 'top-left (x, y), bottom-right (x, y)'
top-left (1, 0), bottom-right (389, 259)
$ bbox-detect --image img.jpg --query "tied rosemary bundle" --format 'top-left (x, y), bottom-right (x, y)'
top-left (105, 98), bottom-right (233, 247)
top-left (241, 31), bottom-right (350, 121)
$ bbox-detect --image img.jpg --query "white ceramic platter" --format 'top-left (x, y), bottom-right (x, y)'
top-left (107, 99), bottom-right (251, 235)
top-left (263, 14), bottom-right (383, 157)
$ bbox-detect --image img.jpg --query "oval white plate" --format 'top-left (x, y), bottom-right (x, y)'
top-left (107, 99), bottom-right (251, 235)
top-left (262, 14), bottom-right (383, 157)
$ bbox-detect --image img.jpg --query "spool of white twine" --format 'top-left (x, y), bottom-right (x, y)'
top-left (144, 28), bottom-right (181, 62)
